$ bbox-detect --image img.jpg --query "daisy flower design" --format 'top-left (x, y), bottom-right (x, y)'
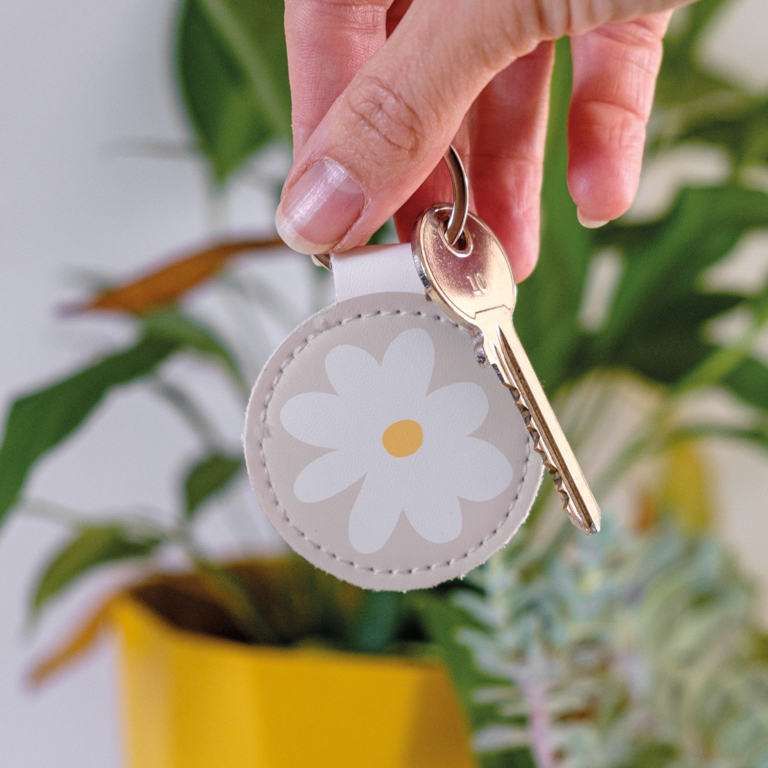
top-left (279, 328), bottom-right (513, 554)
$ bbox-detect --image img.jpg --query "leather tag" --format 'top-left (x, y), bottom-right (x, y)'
top-left (244, 245), bottom-right (542, 590)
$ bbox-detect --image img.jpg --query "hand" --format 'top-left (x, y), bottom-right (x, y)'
top-left (276, 0), bottom-right (697, 280)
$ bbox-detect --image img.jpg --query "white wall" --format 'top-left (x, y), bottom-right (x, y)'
top-left (0, 1), bottom-right (766, 766)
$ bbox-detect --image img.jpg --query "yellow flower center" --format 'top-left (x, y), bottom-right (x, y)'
top-left (382, 419), bottom-right (423, 458)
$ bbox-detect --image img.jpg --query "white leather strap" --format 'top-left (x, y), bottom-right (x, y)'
top-left (331, 243), bottom-right (425, 302)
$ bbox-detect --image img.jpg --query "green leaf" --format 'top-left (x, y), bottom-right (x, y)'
top-left (0, 336), bottom-right (178, 527)
top-left (665, 422), bottom-right (768, 454)
top-left (574, 186), bottom-right (768, 388)
top-left (183, 452), bottom-right (244, 518)
top-left (32, 525), bottom-right (162, 617)
top-left (143, 308), bottom-right (247, 393)
top-left (656, 0), bottom-right (735, 106)
top-left (668, 96), bottom-right (768, 168)
top-left (176, 0), bottom-right (291, 183)
top-left (662, 0), bottom-right (731, 68)
top-left (617, 743), bottom-right (679, 768)
top-left (594, 293), bottom-right (743, 385)
top-left (722, 357), bottom-right (768, 413)
top-left (348, 591), bottom-right (403, 654)
top-left (599, 186), bottom-right (768, 345)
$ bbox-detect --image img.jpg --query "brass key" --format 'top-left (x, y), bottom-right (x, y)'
top-left (412, 204), bottom-right (600, 535)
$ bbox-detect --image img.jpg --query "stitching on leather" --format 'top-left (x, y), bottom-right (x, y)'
top-left (257, 309), bottom-right (535, 577)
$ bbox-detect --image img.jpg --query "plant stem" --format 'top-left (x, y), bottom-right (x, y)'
top-left (216, 271), bottom-right (285, 378)
top-left (151, 378), bottom-right (223, 449)
top-left (19, 499), bottom-right (83, 526)
top-left (19, 498), bottom-right (179, 538)
top-left (522, 672), bottom-right (558, 768)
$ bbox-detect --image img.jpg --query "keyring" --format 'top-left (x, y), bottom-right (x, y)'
top-left (311, 144), bottom-right (470, 271)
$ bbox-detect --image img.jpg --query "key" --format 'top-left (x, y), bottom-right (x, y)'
top-left (412, 205), bottom-right (601, 535)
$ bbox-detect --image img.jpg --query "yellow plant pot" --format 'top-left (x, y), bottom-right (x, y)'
top-left (112, 595), bottom-right (477, 768)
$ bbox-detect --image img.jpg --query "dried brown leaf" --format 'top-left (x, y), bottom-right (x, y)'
top-left (73, 237), bottom-right (284, 315)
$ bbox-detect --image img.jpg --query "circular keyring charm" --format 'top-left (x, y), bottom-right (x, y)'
top-left (244, 245), bottom-right (543, 591)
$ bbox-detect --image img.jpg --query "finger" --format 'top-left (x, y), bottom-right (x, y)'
top-left (285, 0), bottom-right (392, 155)
top-left (392, 120), bottom-right (472, 247)
top-left (567, 12), bottom-right (673, 226)
top-left (468, 42), bottom-right (555, 282)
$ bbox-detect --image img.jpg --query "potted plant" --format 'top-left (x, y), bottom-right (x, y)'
top-left (4, 0), bottom-right (768, 766)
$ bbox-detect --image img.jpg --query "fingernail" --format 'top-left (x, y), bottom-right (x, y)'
top-left (275, 159), bottom-right (365, 254)
top-left (577, 209), bottom-right (609, 229)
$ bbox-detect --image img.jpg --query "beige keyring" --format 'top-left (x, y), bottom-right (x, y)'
top-left (311, 145), bottom-right (470, 271)
top-left (244, 244), bottom-right (543, 590)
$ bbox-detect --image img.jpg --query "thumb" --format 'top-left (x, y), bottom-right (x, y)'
top-left (275, 0), bottom-right (518, 255)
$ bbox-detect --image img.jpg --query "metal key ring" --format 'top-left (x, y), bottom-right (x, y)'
top-left (312, 144), bottom-right (469, 271)
top-left (443, 144), bottom-right (470, 247)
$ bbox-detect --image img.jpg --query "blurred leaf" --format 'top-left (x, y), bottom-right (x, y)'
top-left (669, 96), bottom-right (768, 168)
top-left (599, 293), bottom-right (743, 385)
top-left (29, 593), bottom-right (118, 685)
top-left (665, 0), bottom-right (731, 57)
top-left (656, 0), bottom-right (735, 106)
top-left (32, 526), bottom-right (162, 617)
top-left (722, 356), bottom-right (768, 413)
top-left (184, 452), bottom-right (244, 518)
top-left (598, 186), bottom-right (768, 346)
top-left (348, 591), bottom-right (403, 654)
top-left (143, 309), bottom-right (247, 391)
top-left (665, 422), bottom-right (768, 454)
top-left (0, 336), bottom-right (178, 527)
top-left (193, 556), bottom-right (281, 643)
top-left (176, 0), bottom-right (290, 182)
top-left (573, 186), bottom-right (768, 387)
top-left (617, 743), bottom-right (679, 768)
top-left (77, 238), bottom-right (283, 315)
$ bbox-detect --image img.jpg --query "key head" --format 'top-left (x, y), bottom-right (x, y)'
top-left (412, 205), bottom-right (517, 328)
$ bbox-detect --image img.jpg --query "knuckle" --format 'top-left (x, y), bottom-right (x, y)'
top-left (527, 0), bottom-right (572, 38)
top-left (594, 19), bottom-right (665, 52)
top-left (486, 0), bottom-right (566, 67)
top-left (345, 75), bottom-right (425, 156)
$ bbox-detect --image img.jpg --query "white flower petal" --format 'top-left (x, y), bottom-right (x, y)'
top-left (424, 382), bottom-right (488, 438)
top-left (325, 344), bottom-right (382, 401)
top-left (280, 392), bottom-right (356, 449)
top-left (404, 491), bottom-right (463, 545)
top-left (293, 450), bottom-right (366, 503)
top-left (348, 472), bottom-right (403, 554)
top-left (448, 437), bottom-right (514, 502)
top-left (381, 329), bottom-right (435, 400)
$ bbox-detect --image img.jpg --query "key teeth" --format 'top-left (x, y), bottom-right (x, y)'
top-left (507, 381), bottom-right (596, 535)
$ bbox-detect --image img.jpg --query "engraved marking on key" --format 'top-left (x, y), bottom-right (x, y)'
top-left (412, 205), bottom-right (601, 535)
top-left (468, 272), bottom-right (488, 295)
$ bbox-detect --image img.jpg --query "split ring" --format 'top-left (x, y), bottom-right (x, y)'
top-left (312, 144), bottom-right (469, 270)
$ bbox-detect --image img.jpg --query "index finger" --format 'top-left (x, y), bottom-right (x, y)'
top-left (285, 0), bottom-right (393, 154)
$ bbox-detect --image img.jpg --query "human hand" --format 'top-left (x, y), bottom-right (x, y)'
top-left (276, 0), bottom-right (697, 280)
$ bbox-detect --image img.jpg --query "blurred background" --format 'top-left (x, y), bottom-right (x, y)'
top-left (1, 0), bottom-right (767, 766)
